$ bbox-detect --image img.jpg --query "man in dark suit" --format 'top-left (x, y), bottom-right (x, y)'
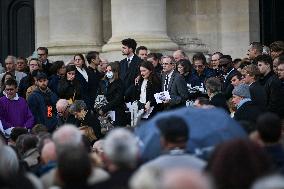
top-left (219, 55), bottom-right (239, 99)
top-left (37, 47), bottom-right (53, 76)
top-left (119, 38), bottom-right (142, 102)
top-left (242, 64), bottom-right (267, 109)
top-left (161, 55), bottom-right (189, 109)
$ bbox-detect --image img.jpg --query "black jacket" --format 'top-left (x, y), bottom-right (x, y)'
top-left (249, 81), bottom-right (267, 109)
top-left (101, 79), bottom-right (128, 126)
top-left (259, 71), bottom-right (284, 117)
top-left (120, 54), bottom-right (142, 102)
top-left (210, 93), bottom-right (229, 113)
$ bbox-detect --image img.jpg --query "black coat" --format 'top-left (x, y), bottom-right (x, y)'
top-left (234, 101), bottom-right (263, 125)
top-left (57, 79), bottom-right (82, 101)
top-left (87, 67), bottom-right (105, 106)
top-left (222, 68), bottom-right (239, 99)
top-left (101, 79), bottom-right (128, 126)
top-left (249, 81), bottom-right (267, 109)
top-left (119, 54), bottom-right (142, 102)
top-left (259, 71), bottom-right (284, 117)
top-left (209, 93), bottom-right (229, 113)
top-left (75, 68), bottom-right (92, 109)
top-left (134, 77), bottom-right (162, 117)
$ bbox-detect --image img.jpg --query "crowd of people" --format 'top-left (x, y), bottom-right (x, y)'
top-left (0, 38), bottom-right (284, 189)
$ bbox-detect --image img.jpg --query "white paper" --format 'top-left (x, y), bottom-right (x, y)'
top-left (142, 106), bottom-right (154, 119)
top-left (108, 111), bottom-right (115, 121)
top-left (154, 91), bottom-right (171, 104)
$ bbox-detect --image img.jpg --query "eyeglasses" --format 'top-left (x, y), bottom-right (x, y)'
top-left (194, 65), bottom-right (204, 68)
top-left (162, 62), bottom-right (173, 65)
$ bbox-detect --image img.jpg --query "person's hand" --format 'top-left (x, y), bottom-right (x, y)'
top-left (163, 99), bottom-right (170, 104)
top-left (144, 101), bottom-right (151, 112)
top-left (135, 76), bottom-right (141, 85)
top-left (98, 109), bottom-right (104, 116)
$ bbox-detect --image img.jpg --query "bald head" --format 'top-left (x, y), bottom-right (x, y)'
top-left (41, 141), bottom-right (57, 164)
top-left (56, 99), bottom-right (69, 110)
top-left (162, 168), bottom-right (212, 189)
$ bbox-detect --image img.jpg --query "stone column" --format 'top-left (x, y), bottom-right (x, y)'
top-left (102, 0), bottom-right (178, 60)
top-left (47, 0), bottom-right (103, 55)
top-left (35, 0), bottom-right (50, 48)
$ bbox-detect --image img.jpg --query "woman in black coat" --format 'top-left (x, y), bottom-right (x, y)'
top-left (57, 65), bottom-right (82, 103)
top-left (134, 61), bottom-right (162, 118)
top-left (99, 62), bottom-right (128, 127)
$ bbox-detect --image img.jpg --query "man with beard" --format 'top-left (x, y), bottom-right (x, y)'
top-left (119, 38), bottom-right (142, 102)
top-left (27, 72), bottom-right (58, 132)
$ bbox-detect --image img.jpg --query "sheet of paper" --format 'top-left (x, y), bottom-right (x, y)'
top-left (154, 91), bottom-right (171, 104)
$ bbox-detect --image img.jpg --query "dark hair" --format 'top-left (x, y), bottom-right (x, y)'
top-left (192, 52), bottom-right (207, 65)
top-left (212, 52), bottom-right (223, 58)
top-left (136, 46), bottom-right (148, 54)
top-left (176, 59), bottom-right (192, 74)
top-left (85, 51), bottom-right (99, 64)
top-left (196, 97), bottom-right (210, 105)
top-left (250, 42), bottom-right (263, 54)
top-left (107, 61), bottom-right (120, 80)
top-left (139, 61), bottom-right (161, 86)
top-left (37, 47), bottom-right (48, 55)
top-left (10, 128), bottom-right (28, 142)
top-left (1, 72), bottom-right (15, 86)
top-left (147, 53), bottom-right (159, 61)
top-left (233, 58), bottom-right (242, 65)
top-left (73, 53), bottom-right (87, 69)
top-left (57, 146), bottom-right (91, 187)
top-left (4, 79), bottom-right (18, 88)
top-left (17, 56), bottom-right (28, 63)
top-left (254, 54), bottom-right (273, 69)
top-left (231, 71), bottom-right (242, 80)
top-left (269, 41), bottom-right (284, 52)
top-left (65, 64), bottom-right (76, 73)
top-left (121, 38), bottom-right (137, 52)
top-left (238, 59), bottom-right (251, 69)
top-left (50, 61), bottom-right (65, 75)
top-left (21, 134), bottom-right (39, 154)
top-left (157, 116), bottom-right (189, 143)
top-left (206, 139), bottom-right (272, 189)
top-left (205, 77), bottom-right (222, 93)
top-left (257, 113), bottom-right (282, 143)
top-left (220, 55), bottom-right (233, 62)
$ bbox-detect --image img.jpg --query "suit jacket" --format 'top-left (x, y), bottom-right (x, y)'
top-left (162, 71), bottom-right (189, 109)
top-left (120, 54), bottom-right (142, 101)
top-left (222, 68), bottom-right (239, 99)
top-left (210, 93), bottom-right (229, 113)
top-left (249, 81), bottom-right (267, 109)
top-left (234, 101), bottom-right (263, 130)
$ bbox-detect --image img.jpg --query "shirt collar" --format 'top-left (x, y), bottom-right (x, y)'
top-left (127, 54), bottom-right (134, 62)
top-left (5, 93), bottom-right (19, 101)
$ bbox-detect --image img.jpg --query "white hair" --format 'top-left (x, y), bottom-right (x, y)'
top-left (5, 55), bottom-right (17, 64)
top-left (56, 99), bottom-right (69, 109)
top-left (52, 124), bottom-right (82, 153)
top-left (0, 145), bottom-right (19, 179)
top-left (103, 128), bottom-right (139, 166)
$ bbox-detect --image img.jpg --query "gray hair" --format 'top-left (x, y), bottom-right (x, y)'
top-left (205, 77), bottom-right (222, 93)
top-left (251, 174), bottom-right (284, 189)
top-left (0, 145), bottom-right (19, 179)
top-left (52, 124), bottom-right (82, 154)
top-left (56, 99), bottom-right (69, 109)
top-left (69, 100), bottom-right (87, 114)
top-left (103, 128), bottom-right (139, 167)
top-left (5, 55), bottom-right (17, 64)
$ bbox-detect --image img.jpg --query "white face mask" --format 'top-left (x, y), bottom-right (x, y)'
top-left (106, 71), bottom-right (114, 79)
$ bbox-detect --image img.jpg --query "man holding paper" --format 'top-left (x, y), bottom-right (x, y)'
top-left (159, 55), bottom-right (189, 109)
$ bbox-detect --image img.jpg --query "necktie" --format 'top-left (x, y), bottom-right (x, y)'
top-left (127, 58), bottom-right (131, 68)
top-left (164, 75), bottom-right (169, 91)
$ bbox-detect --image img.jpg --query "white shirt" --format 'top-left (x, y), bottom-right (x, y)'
top-left (139, 79), bottom-right (148, 104)
top-left (76, 67), bottom-right (88, 82)
top-left (164, 70), bottom-right (174, 91)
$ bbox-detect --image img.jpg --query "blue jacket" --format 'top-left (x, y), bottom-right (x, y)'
top-left (27, 88), bottom-right (58, 131)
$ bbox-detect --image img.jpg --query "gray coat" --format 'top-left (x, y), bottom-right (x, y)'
top-left (162, 71), bottom-right (189, 108)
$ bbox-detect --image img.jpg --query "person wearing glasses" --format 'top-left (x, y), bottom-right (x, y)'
top-left (0, 79), bottom-right (34, 132)
top-left (55, 99), bottom-right (76, 127)
top-left (192, 53), bottom-right (216, 89)
top-left (161, 56), bottom-right (189, 109)
top-left (37, 47), bottom-right (53, 76)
